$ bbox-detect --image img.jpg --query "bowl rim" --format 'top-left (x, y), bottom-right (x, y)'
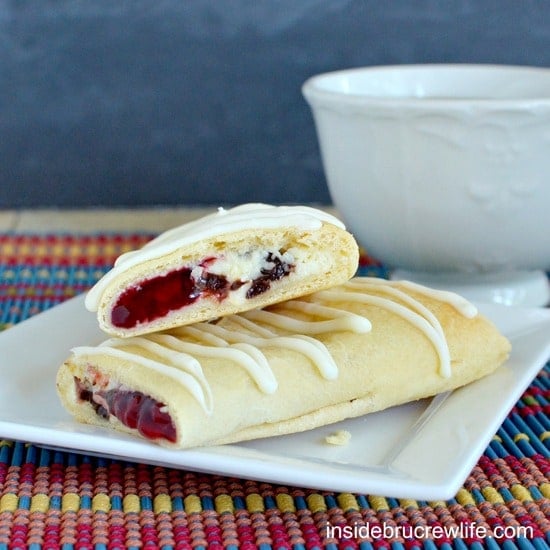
top-left (302, 63), bottom-right (550, 108)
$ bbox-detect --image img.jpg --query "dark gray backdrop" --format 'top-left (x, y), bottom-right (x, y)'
top-left (1, 0), bottom-right (549, 208)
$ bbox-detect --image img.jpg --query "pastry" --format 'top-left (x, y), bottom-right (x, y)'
top-left (57, 277), bottom-right (511, 448)
top-left (85, 203), bottom-right (359, 337)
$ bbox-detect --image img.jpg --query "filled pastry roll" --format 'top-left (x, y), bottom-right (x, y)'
top-left (85, 203), bottom-right (359, 337)
top-left (57, 277), bottom-right (511, 448)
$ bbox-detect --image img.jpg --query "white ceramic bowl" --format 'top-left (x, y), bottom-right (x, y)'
top-left (303, 64), bottom-right (550, 306)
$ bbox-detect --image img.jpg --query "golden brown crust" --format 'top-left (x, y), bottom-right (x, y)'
top-left (57, 279), bottom-right (511, 448)
top-left (95, 223), bottom-right (359, 337)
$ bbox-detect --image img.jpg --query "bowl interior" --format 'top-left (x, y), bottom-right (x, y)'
top-left (306, 64), bottom-right (550, 101)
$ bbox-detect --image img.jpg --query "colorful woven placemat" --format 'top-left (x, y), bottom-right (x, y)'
top-left (0, 233), bottom-right (549, 550)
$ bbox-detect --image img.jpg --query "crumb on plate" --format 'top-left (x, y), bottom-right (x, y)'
top-left (324, 430), bottom-right (351, 446)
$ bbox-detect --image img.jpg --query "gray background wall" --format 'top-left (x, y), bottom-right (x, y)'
top-left (1, 0), bottom-right (549, 208)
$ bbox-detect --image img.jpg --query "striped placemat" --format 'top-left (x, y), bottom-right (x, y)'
top-left (0, 233), bottom-right (549, 549)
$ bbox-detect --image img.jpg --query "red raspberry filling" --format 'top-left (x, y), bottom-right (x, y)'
top-left (111, 267), bottom-right (207, 329)
top-left (76, 378), bottom-right (177, 443)
top-left (110, 252), bottom-right (295, 329)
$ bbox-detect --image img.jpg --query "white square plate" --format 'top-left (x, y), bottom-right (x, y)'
top-left (1, 295), bottom-right (549, 500)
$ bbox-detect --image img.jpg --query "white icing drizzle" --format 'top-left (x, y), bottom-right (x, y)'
top-left (316, 289), bottom-right (453, 377)
top-left (175, 322), bottom-right (339, 380)
top-left (103, 336), bottom-right (214, 413)
top-left (72, 345), bottom-right (210, 412)
top-left (175, 325), bottom-right (231, 346)
top-left (346, 277), bottom-right (478, 318)
top-left (84, 203), bottom-right (345, 312)
top-left (313, 277), bottom-right (478, 378)
top-left (242, 301), bottom-right (372, 334)
top-left (73, 277), bottom-right (478, 413)
top-left (151, 335), bottom-right (278, 395)
top-left (220, 315), bottom-right (278, 338)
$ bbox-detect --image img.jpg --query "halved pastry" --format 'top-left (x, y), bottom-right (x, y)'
top-left (57, 277), bottom-right (511, 448)
top-left (85, 203), bottom-right (359, 337)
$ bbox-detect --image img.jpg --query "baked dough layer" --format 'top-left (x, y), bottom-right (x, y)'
top-left (57, 277), bottom-right (511, 448)
top-left (85, 204), bottom-right (359, 337)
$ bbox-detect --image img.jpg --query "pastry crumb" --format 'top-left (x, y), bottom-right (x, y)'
top-left (324, 430), bottom-right (351, 446)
